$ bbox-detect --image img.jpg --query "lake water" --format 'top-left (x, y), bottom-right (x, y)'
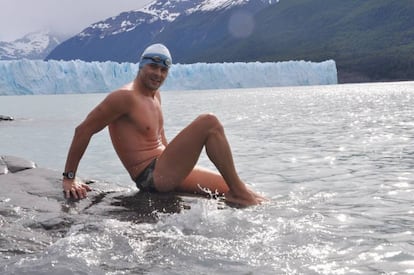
top-left (1, 82), bottom-right (414, 274)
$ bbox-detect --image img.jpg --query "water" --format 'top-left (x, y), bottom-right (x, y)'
top-left (1, 82), bottom-right (414, 274)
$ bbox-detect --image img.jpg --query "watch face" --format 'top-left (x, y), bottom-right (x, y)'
top-left (63, 171), bottom-right (75, 179)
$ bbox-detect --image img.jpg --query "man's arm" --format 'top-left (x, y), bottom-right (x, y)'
top-left (62, 90), bottom-right (132, 199)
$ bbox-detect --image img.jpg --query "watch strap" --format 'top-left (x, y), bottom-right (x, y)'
top-left (62, 171), bottom-right (75, 179)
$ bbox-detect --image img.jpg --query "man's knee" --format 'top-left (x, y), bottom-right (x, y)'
top-left (196, 113), bottom-right (223, 132)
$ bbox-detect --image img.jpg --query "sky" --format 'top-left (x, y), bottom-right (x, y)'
top-left (0, 0), bottom-right (153, 42)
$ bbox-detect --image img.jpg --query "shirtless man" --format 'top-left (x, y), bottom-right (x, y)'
top-left (62, 44), bottom-right (264, 206)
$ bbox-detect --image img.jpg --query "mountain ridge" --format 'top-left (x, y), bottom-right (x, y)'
top-left (46, 0), bottom-right (278, 63)
top-left (0, 31), bottom-right (63, 60)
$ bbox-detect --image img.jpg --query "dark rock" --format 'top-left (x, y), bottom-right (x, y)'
top-left (0, 155), bottom-right (36, 174)
top-left (0, 115), bottom-right (13, 121)
top-left (0, 155), bottom-right (200, 258)
top-left (0, 158), bottom-right (6, 175)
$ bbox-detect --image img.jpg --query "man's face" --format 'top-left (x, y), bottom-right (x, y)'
top-left (140, 63), bottom-right (169, 91)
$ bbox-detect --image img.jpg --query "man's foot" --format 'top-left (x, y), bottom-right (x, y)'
top-left (224, 189), bottom-right (266, 206)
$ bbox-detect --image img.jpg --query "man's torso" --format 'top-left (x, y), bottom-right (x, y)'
top-left (108, 88), bottom-right (165, 179)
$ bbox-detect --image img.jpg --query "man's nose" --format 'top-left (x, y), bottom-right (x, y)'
top-left (153, 67), bottom-right (163, 75)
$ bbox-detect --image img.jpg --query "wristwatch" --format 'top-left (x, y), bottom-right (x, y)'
top-left (62, 171), bottom-right (75, 179)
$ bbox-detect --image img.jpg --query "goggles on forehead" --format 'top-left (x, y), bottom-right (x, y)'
top-left (141, 55), bottom-right (172, 68)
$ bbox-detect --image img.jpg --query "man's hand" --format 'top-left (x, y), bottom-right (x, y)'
top-left (62, 178), bottom-right (92, 199)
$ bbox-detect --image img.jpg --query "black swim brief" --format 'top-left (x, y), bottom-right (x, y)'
top-left (134, 159), bottom-right (157, 192)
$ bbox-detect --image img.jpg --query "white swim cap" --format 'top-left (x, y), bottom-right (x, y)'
top-left (139, 43), bottom-right (172, 69)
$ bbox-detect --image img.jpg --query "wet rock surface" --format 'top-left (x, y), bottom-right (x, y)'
top-left (1, 155), bottom-right (36, 175)
top-left (0, 156), bottom-right (193, 258)
top-left (0, 115), bottom-right (14, 121)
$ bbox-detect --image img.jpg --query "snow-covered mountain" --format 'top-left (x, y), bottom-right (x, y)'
top-left (46, 0), bottom-right (279, 62)
top-left (75, 0), bottom-right (278, 39)
top-left (0, 31), bottom-right (63, 60)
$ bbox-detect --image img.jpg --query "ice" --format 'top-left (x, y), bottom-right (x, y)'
top-left (164, 61), bottom-right (337, 90)
top-left (0, 59), bottom-right (337, 95)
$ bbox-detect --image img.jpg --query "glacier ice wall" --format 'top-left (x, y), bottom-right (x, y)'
top-left (0, 59), bottom-right (337, 95)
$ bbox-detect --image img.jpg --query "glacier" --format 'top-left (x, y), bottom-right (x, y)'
top-left (0, 59), bottom-right (337, 95)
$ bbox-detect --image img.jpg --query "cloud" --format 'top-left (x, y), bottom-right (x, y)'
top-left (0, 0), bottom-right (153, 41)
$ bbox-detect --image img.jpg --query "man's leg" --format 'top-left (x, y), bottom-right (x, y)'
top-left (176, 166), bottom-right (229, 194)
top-left (153, 114), bottom-right (261, 205)
top-left (177, 166), bottom-right (265, 206)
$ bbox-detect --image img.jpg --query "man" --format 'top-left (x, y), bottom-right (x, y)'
top-left (62, 43), bottom-right (264, 206)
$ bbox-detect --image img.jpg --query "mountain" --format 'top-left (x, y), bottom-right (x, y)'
top-left (0, 31), bottom-right (63, 60)
top-left (214, 0), bottom-right (414, 83)
top-left (46, 0), bottom-right (414, 83)
top-left (46, 0), bottom-right (278, 63)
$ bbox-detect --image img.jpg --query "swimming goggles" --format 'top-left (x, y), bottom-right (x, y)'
top-left (142, 55), bottom-right (172, 68)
